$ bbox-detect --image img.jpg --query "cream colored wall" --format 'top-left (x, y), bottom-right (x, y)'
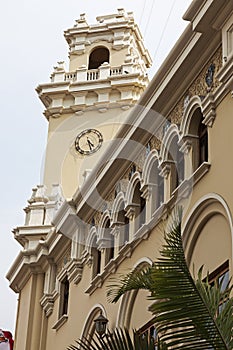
top-left (189, 214), bottom-right (231, 275)
top-left (14, 274), bottom-right (44, 350)
top-left (10, 3), bottom-right (233, 346)
top-left (184, 93), bottom-right (233, 214)
top-left (43, 107), bottom-right (132, 197)
top-left (69, 41), bottom-right (128, 71)
top-left (14, 279), bottom-right (32, 350)
top-left (41, 91), bottom-right (233, 349)
top-left (14, 90), bottom-right (233, 350)
top-left (181, 93), bottom-right (233, 277)
top-left (43, 226), bottom-right (164, 348)
top-left (39, 202), bottom-right (232, 350)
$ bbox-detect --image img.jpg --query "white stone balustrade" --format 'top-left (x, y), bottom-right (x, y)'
top-left (110, 67), bottom-right (122, 76)
top-left (50, 63), bottom-right (130, 84)
top-left (99, 62), bottom-right (110, 79)
top-left (77, 65), bottom-right (88, 81)
top-left (87, 69), bottom-right (99, 81)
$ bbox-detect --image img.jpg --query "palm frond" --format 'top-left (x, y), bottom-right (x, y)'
top-left (67, 328), bottom-right (159, 350)
top-left (107, 207), bottom-right (233, 349)
top-left (196, 270), bottom-right (233, 348)
top-left (107, 266), bottom-right (155, 303)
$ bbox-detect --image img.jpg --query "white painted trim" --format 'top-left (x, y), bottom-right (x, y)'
top-left (81, 304), bottom-right (107, 339)
top-left (180, 95), bottom-right (202, 136)
top-left (182, 193), bottom-right (233, 261)
top-left (159, 124), bottom-right (180, 163)
top-left (116, 257), bottom-right (153, 328)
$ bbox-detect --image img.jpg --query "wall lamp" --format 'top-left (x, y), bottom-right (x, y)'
top-left (94, 311), bottom-right (108, 337)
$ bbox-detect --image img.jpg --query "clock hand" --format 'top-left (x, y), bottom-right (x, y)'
top-left (87, 137), bottom-right (94, 150)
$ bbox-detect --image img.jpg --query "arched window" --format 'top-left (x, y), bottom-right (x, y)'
top-left (153, 160), bottom-right (164, 209)
top-left (198, 120), bottom-right (208, 165)
top-left (132, 182), bottom-right (146, 230)
top-left (91, 236), bottom-right (101, 278)
top-left (168, 135), bottom-right (184, 192)
top-left (117, 207), bottom-right (130, 246)
top-left (144, 156), bottom-right (164, 213)
top-left (176, 145), bottom-right (184, 187)
top-left (182, 106), bottom-right (208, 171)
top-left (140, 196), bottom-right (146, 227)
top-left (88, 47), bottom-right (109, 70)
top-left (157, 170), bottom-right (164, 208)
top-left (104, 219), bottom-right (114, 265)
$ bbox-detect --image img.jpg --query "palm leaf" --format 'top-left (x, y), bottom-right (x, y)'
top-left (107, 208), bottom-right (233, 349)
top-left (196, 269), bottom-right (233, 348)
top-left (67, 328), bottom-right (160, 350)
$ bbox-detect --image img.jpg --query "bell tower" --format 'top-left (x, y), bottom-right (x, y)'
top-left (37, 9), bottom-right (152, 198)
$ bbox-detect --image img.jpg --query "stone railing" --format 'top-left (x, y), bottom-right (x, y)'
top-left (87, 69), bottom-right (99, 81)
top-left (64, 72), bottom-right (77, 82)
top-left (51, 63), bottom-right (133, 83)
top-left (110, 66), bottom-right (122, 76)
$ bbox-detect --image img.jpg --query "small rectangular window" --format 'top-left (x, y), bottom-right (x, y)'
top-left (138, 320), bottom-right (159, 349)
top-left (59, 277), bottom-right (69, 318)
top-left (207, 261), bottom-right (229, 315)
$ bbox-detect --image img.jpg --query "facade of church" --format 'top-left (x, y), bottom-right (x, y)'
top-left (7, 1), bottom-right (233, 349)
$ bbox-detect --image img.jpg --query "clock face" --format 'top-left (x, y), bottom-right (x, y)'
top-left (75, 129), bottom-right (103, 155)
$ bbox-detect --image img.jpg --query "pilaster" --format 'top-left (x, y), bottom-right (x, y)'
top-left (125, 204), bottom-right (139, 240)
top-left (140, 183), bottom-right (155, 223)
top-left (159, 162), bottom-right (172, 202)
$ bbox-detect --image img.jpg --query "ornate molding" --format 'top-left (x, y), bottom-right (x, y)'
top-left (150, 136), bottom-right (161, 151)
top-left (85, 274), bottom-right (103, 295)
top-left (178, 137), bottom-right (195, 154)
top-left (140, 184), bottom-right (155, 199)
top-left (40, 290), bottom-right (58, 317)
top-left (159, 161), bottom-right (172, 179)
top-left (125, 204), bottom-right (138, 220)
top-left (67, 258), bottom-right (83, 285)
top-left (167, 46), bottom-right (222, 127)
top-left (110, 226), bottom-right (121, 237)
top-left (201, 92), bottom-right (216, 127)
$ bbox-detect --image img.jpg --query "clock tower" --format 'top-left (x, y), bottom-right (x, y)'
top-left (37, 9), bottom-right (151, 198)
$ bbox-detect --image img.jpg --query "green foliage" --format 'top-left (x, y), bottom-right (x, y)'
top-left (67, 328), bottom-right (159, 350)
top-left (107, 208), bottom-right (233, 349)
top-left (68, 208), bottom-right (233, 350)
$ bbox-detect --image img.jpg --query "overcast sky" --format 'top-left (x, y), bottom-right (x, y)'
top-left (0, 0), bottom-right (192, 333)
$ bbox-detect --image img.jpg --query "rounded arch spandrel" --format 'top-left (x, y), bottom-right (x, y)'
top-left (81, 304), bottom-right (106, 341)
top-left (183, 196), bottom-right (233, 277)
top-left (189, 213), bottom-right (231, 276)
top-left (116, 258), bottom-right (153, 330)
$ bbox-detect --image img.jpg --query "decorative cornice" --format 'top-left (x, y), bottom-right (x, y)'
top-left (66, 258), bottom-right (83, 285)
top-left (178, 137), bottom-right (195, 154)
top-left (7, 231), bottom-right (67, 292)
top-left (40, 290), bottom-right (59, 317)
top-left (125, 204), bottom-right (138, 220)
top-left (159, 161), bottom-right (172, 179)
top-left (201, 92), bottom-right (216, 127)
top-left (85, 274), bottom-right (103, 294)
